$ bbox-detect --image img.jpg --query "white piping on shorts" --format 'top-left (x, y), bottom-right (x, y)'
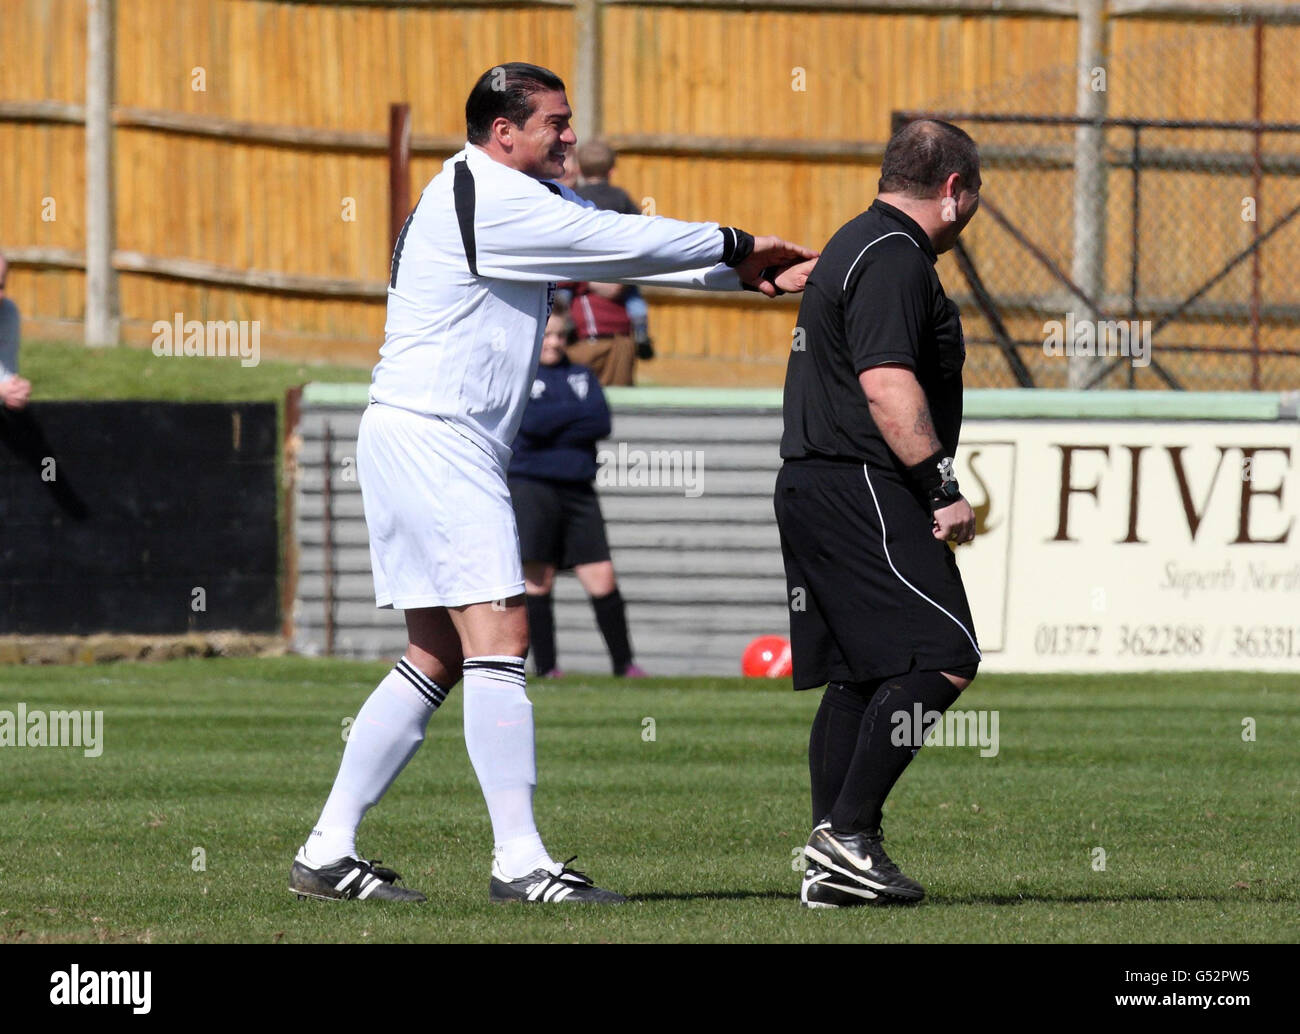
top-left (861, 465), bottom-right (982, 659)
top-left (842, 231), bottom-right (920, 292)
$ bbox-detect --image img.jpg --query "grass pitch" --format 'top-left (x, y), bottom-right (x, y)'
top-left (1, 658), bottom-right (1296, 943)
top-left (21, 339), bottom-right (366, 404)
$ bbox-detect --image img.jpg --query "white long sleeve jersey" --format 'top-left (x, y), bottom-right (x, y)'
top-left (370, 142), bottom-right (743, 465)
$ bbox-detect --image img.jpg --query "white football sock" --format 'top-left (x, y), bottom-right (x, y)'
top-left (462, 656), bottom-right (557, 880)
top-left (303, 658), bottom-right (446, 866)
top-left (493, 833), bottom-right (556, 881)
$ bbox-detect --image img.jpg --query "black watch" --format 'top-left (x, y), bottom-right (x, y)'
top-left (928, 457), bottom-right (962, 512)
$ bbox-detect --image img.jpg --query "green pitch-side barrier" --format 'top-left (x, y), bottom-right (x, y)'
top-left (302, 382), bottom-right (1296, 422)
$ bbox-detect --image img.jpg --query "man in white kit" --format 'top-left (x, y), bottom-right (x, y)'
top-left (290, 62), bottom-right (818, 904)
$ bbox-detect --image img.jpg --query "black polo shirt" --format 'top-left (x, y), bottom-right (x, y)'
top-left (780, 199), bottom-right (966, 472)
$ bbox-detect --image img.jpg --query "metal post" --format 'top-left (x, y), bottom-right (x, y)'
top-left (1070, 0), bottom-right (1108, 389)
top-left (281, 386), bottom-right (303, 642)
top-left (1249, 18), bottom-right (1264, 391)
top-left (388, 102), bottom-right (412, 258)
top-left (1128, 125), bottom-right (1141, 389)
top-left (322, 421), bottom-right (336, 657)
top-left (85, 0), bottom-right (120, 346)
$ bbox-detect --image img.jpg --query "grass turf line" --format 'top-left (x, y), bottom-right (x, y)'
top-left (20, 339), bottom-right (367, 404)
top-left (1, 658), bottom-right (1296, 943)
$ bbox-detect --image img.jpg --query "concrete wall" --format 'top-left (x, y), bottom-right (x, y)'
top-left (292, 384), bottom-right (1300, 675)
top-left (292, 390), bottom-right (789, 675)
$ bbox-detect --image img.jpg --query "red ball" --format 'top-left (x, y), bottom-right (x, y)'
top-left (742, 635), bottom-right (793, 678)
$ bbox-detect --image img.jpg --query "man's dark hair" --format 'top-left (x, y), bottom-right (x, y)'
top-left (465, 63), bottom-right (566, 145)
top-left (878, 119), bottom-right (980, 198)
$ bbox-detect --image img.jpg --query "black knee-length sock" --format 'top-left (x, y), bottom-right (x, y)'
top-left (591, 588), bottom-right (633, 674)
top-left (829, 669), bottom-right (964, 834)
top-left (524, 593), bottom-right (557, 674)
top-left (808, 681), bottom-right (877, 826)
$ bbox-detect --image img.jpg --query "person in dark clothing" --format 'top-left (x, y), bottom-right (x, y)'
top-left (777, 119), bottom-right (984, 909)
top-left (509, 299), bottom-right (647, 678)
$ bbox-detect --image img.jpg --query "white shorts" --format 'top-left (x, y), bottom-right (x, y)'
top-left (357, 402), bottom-right (525, 609)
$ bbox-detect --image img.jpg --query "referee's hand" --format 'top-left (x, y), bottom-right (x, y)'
top-left (772, 257), bottom-right (818, 294)
top-left (737, 237), bottom-right (819, 296)
top-left (933, 497), bottom-right (976, 545)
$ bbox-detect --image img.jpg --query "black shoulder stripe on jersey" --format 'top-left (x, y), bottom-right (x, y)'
top-left (541, 180), bottom-right (562, 196)
top-left (453, 159), bottom-right (478, 276)
top-left (389, 195), bottom-right (422, 289)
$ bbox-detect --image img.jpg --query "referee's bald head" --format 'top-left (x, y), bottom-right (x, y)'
top-left (878, 119), bottom-right (980, 200)
top-left (877, 119), bottom-right (981, 253)
top-left (466, 63), bottom-right (567, 145)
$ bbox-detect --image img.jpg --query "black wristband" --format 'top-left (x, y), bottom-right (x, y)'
top-left (928, 481), bottom-right (963, 513)
top-left (905, 449), bottom-right (962, 512)
top-left (762, 265), bottom-right (786, 295)
top-left (719, 227), bottom-right (755, 267)
top-left (903, 449), bottom-right (949, 495)
top-left (739, 265), bottom-right (786, 295)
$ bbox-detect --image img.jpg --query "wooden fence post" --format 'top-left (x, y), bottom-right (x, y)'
top-left (574, 0), bottom-right (603, 145)
top-left (388, 102), bottom-right (412, 258)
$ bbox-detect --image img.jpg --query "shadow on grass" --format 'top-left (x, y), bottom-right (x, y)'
top-left (930, 891), bottom-right (1295, 905)
top-left (627, 889), bottom-right (1292, 906)
top-left (630, 890), bottom-right (799, 903)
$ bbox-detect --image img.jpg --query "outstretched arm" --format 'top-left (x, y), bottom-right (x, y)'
top-left (623, 244), bottom-right (819, 295)
top-left (473, 184), bottom-right (816, 291)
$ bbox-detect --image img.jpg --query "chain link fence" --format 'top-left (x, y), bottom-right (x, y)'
top-left (906, 112), bottom-right (1300, 391)
top-left (899, 20), bottom-right (1300, 391)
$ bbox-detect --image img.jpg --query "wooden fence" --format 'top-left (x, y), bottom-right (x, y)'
top-left (2, 1), bottom-right (1297, 383)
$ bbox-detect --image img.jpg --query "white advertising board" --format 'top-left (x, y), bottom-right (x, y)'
top-left (954, 420), bottom-right (1300, 672)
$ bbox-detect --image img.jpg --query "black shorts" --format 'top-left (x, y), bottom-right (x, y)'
top-left (509, 477), bottom-right (611, 570)
top-left (774, 459), bottom-right (981, 690)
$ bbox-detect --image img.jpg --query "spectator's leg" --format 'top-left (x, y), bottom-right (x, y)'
top-left (575, 562), bottom-right (634, 674)
top-left (566, 338), bottom-right (613, 383)
top-left (625, 290), bottom-right (653, 358)
top-left (523, 561), bottom-right (559, 675)
top-left (604, 335), bottom-right (636, 386)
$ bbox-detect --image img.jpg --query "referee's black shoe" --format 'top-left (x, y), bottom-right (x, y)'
top-left (804, 821), bottom-right (925, 903)
top-left (289, 849), bottom-right (427, 902)
top-left (801, 860), bottom-right (880, 909)
top-left (490, 856), bottom-right (627, 904)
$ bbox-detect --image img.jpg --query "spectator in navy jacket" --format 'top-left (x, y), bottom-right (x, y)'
top-left (508, 299), bottom-right (647, 678)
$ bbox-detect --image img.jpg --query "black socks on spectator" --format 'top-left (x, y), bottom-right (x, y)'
top-left (524, 593), bottom-right (556, 675)
top-left (592, 588), bottom-right (634, 674)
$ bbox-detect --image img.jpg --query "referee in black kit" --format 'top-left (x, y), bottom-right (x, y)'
top-left (775, 119), bottom-right (983, 909)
